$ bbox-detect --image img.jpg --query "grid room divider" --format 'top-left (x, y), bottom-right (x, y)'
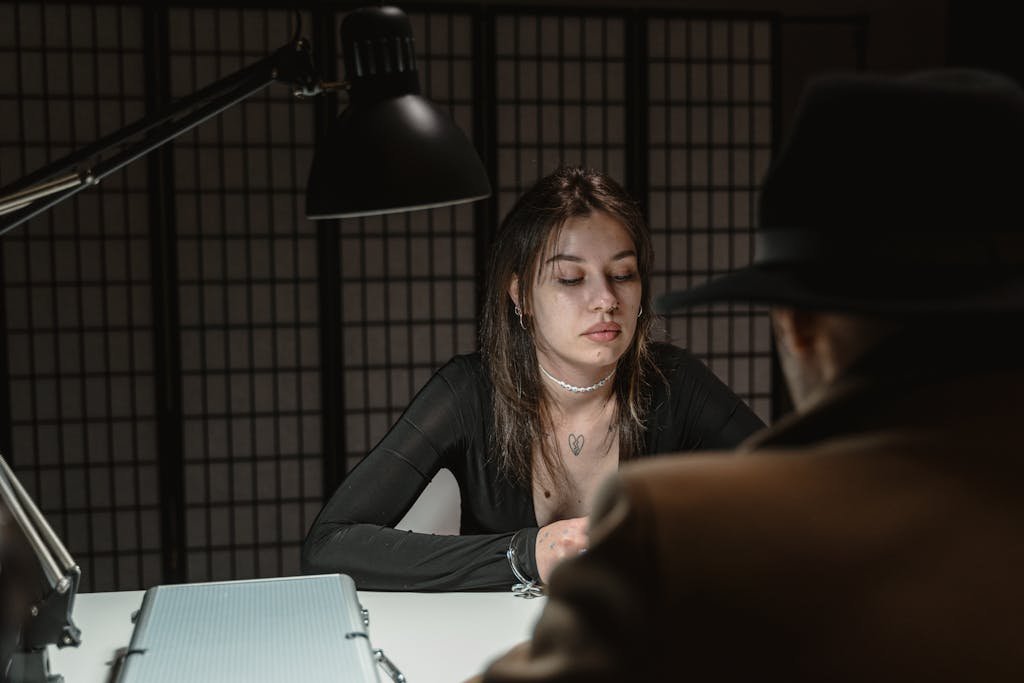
top-left (0, 1), bottom-right (864, 591)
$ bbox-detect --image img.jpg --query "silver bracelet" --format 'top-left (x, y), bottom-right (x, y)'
top-left (507, 531), bottom-right (543, 599)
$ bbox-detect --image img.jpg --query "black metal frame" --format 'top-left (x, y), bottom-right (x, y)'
top-left (143, 2), bottom-right (187, 584)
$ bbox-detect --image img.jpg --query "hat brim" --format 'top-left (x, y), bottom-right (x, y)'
top-left (655, 265), bottom-right (1024, 315)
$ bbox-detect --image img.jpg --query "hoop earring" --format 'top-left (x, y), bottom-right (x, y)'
top-left (638, 306), bottom-right (643, 319)
top-left (514, 304), bottom-right (527, 330)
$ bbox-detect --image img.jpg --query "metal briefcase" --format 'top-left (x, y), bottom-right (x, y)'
top-left (117, 573), bottom-right (402, 683)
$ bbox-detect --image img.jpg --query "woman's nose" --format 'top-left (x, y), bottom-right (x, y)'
top-left (590, 281), bottom-right (619, 313)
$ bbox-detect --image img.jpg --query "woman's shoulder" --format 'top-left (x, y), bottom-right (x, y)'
top-left (646, 341), bottom-right (728, 398)
top-left (440, 350), bottom-right (485, 375)
top-left (648, 341), bottom-right (703, 375)
top-left (434, 351), bottom-right (491, 392)
top-left (404, 352), bottom-right (492, 429)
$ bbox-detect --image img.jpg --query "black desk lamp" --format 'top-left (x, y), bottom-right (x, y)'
top-left (0, 5), bottom-right (491, 235)
top-left (1, 453), bottom-right (80, 683)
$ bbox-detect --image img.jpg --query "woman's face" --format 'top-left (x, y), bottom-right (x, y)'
top-left (510, 211), bottom-right (642, 382)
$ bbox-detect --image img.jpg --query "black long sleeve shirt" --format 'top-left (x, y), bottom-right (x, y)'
top-left (301, 343), bottom-right (765, 591)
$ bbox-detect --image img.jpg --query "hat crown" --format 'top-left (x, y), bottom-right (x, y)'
top-left (760, 70), bottom-right (1024, 251)
top-left (654, 69), bottom-right (1024, 314)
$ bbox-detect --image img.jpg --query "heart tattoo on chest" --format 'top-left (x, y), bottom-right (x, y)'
top-left (568, 433), bottom-right (585, 456)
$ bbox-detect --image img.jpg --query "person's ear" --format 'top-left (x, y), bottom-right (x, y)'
top-left (507, 276), bottom-right (521, 311)
top-left (770, 307), bottom-right (818, 360)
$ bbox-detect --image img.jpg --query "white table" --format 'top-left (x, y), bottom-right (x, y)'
top-left (47, 588), bottom-right (546, 683)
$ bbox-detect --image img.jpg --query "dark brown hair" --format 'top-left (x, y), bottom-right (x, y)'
top-left (480, 166), bottom-right (658, 489)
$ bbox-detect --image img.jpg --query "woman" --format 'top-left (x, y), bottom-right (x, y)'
top-left (301, 166), bottom-right (764, 592)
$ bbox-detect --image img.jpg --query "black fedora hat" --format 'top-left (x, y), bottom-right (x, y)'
top-left (656, 69), bottom-right (1024, 314)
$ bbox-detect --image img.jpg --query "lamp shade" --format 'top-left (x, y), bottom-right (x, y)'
top-left (305, 6), bottom-right (491, 219)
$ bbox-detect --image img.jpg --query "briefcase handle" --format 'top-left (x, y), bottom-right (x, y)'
top-left (374, 648), bottom-right (406, 683)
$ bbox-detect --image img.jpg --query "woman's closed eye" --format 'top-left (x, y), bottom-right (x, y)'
top-left (557, 272), bottom-right (636, 286)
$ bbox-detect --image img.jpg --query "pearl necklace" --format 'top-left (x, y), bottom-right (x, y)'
top-left (538, 364), bottom-right (615, 394)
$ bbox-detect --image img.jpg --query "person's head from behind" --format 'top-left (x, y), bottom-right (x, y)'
top-left (656, 69), bottom-right (1024, 411)
top-left (481, 166), bottom-right (656, 483)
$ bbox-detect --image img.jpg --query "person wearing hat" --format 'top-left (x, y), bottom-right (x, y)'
top-left (470, 69), bottom-right (1024, 682)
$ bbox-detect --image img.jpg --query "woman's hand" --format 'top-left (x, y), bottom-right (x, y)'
top-left (535, 516), bottom-right (589, 583)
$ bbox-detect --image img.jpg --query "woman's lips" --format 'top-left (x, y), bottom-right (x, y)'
top-left (583, 322), bottom-right (621, 342)
top-left (585, 330), bottom-right (621, 342)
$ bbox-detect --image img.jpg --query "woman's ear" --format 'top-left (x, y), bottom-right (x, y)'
top-left (507, 276), bottom-right (521, 311)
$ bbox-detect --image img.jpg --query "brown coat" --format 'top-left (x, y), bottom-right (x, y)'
top-left (479, 350), bottom-right (1024, 682)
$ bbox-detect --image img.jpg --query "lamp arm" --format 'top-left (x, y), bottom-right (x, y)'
top-left (0, 455), bottom-right (74, 593)
top-left (0, 38), bottom-right (326, 238)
